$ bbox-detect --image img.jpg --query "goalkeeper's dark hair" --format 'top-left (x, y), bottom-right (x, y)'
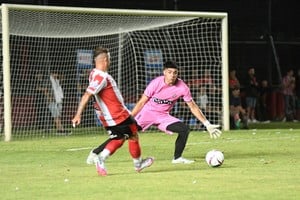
top-left (93, 47), bottom-right (109, 60)
top-left (163, 60), bottom-right (178, 69)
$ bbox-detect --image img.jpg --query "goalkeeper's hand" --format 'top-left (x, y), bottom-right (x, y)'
top-left (203, 121), bottom-right (222, 139)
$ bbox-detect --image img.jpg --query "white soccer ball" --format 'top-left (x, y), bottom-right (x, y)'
top-left (205, 150), bottom-right (224, 167)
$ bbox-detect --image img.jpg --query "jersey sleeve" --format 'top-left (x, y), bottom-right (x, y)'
top-left (181, 81), bottom-right (193, 102)
top-left (143, 78), bottom-right (157, 98)
top-left (87, 73), bottom-right (107, 95)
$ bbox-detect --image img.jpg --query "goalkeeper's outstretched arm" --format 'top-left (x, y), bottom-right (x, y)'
top-left (186, 100), bottom-right (222, 139)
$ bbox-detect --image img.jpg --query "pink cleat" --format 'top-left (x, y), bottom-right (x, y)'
top-left (95, 157), bottom-right (107, 176)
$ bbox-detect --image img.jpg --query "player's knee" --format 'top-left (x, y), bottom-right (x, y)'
top-left (181, 124), bottom-right (190, 135)
top-left (129, 134), bottom-right (139, 141)
top-left (167, 122), bottom-right (190, 135)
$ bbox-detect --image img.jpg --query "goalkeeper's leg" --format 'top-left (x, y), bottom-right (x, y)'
top-left (167, 122), bottom-right (194, 164)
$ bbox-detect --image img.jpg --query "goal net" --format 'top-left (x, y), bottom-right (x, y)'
top-left (0, 4), bottom-right (229, 141)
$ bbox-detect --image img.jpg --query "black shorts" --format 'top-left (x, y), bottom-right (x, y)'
top-left (105, 116), bottom-right (138, 140)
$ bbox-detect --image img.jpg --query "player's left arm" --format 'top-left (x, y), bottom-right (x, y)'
top-left (186, 100), bottom-right (222, 139)
top-left (186, 100), bottom-right (207, 123)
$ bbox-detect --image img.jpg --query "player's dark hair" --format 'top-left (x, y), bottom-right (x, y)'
top-left (163, 60), bottom-right (178, 69)
top-left (93, 47), bottom-right (109, 60)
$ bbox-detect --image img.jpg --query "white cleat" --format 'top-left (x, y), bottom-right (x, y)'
top-left (86, 150), bottom-right (98, 165)
top-left (172, 157), bottom-right (195, 164)
top-left (135, 157), bottom-right (154, 172)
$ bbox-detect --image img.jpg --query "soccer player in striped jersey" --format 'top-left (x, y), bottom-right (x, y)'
top-left (72, 47), bottom-right (153, 176)
top-left (131, 61), bottom-right (222, 164)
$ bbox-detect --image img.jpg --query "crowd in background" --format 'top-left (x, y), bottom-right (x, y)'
top-left (161, 66), bottom-right (300, 131)
top-left (229, 67), bottom-right (300, 129)
top-left (30, 65), bottom-right (300, 133)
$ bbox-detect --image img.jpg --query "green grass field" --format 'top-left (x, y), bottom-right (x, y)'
top-left (1, 126), bottom-right (300, 200)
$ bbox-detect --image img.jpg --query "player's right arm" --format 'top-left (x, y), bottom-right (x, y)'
top-left (72, 91), bottom-right (93, 126)
top-left (131, 94), bottom-right (149, 117)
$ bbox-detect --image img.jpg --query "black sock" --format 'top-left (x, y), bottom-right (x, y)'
top-left (166, 122), bottom-right (190, 159)
top-left (92, 138), bottom-right (111, 154)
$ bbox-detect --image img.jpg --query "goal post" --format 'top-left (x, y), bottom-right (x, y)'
top-left (1, 4), bottom-right (12, 142)
top-left (0, 4), bottom-right (229, 141)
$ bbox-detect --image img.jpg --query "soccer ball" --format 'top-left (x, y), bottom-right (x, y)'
top-left (205, 150), bottom-right (224, 167)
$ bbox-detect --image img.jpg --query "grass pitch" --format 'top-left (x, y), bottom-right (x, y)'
top-left (1, 128), bottom-right (299, 200)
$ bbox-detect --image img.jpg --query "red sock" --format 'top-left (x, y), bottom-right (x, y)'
top-left (105, 139), bottom-right (125, 155)
top-left (128, 139), bottom-right (141, 159)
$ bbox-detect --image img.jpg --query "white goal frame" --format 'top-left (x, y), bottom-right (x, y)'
top-left (1, 4), bottom-right (229, 141)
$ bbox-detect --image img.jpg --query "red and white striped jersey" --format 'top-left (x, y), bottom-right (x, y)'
top-left (86, 68), bottom-right (130, 127)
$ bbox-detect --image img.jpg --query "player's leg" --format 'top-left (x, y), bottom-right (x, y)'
top-left (129, 141), bottom-right (154, 172)
top-left (93, 138), bottom-right (111, 154)
top-left (94, 138), bottom-right (125, 176)
top-left (88, 123), bottom-right (128, 176)
top-left (89, 119), bottom-right (131, 160)
top-left (166, 121), bottom-right (195, 164)
top-left (92, 116), bottom-right (152, 176)
top-left (87, 138), bottom-right (125, 176)
top-left (128, 134), bottom-right (154, 172)
top-left (86, 138), bottom-right (111, 165)
top-left (167, 121), bottom-right (189, 158)
top-left (126, 118), bottom-right (153, 172)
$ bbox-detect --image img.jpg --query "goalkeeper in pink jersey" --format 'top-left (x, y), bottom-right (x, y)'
top-left (131, 61), bottom-right (222, 164)
top-left (72, 47), bottom-right (153, 176)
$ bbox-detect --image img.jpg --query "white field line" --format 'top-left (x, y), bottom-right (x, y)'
top-left (66, 147), bottom-right (92, 151)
